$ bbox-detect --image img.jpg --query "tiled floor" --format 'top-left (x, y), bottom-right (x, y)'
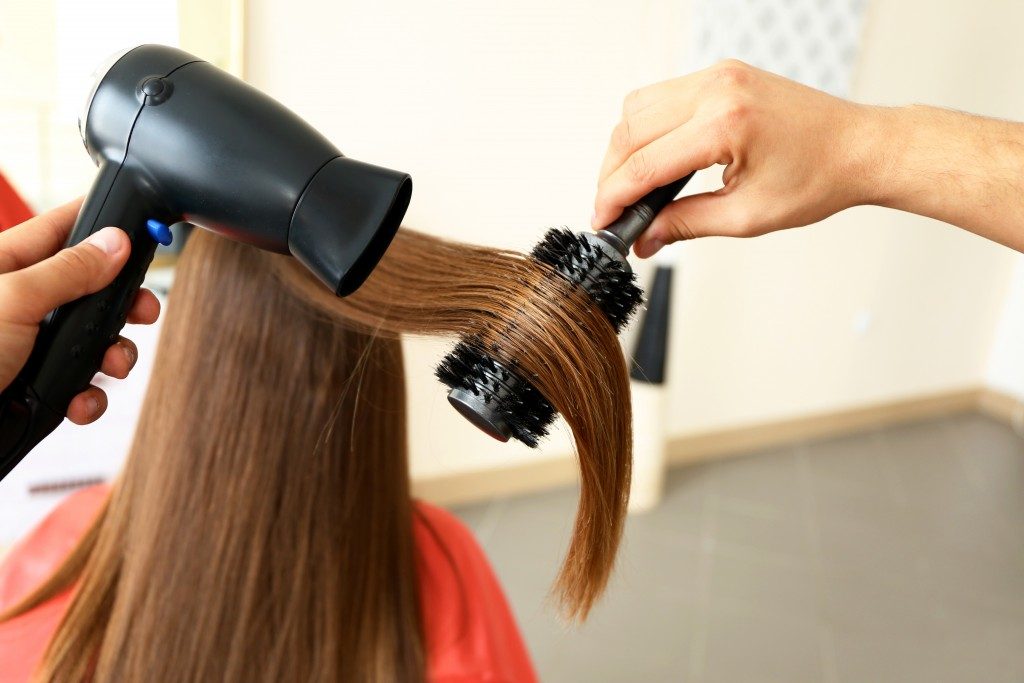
top-left (451, 413), bottom-right (1024, 682)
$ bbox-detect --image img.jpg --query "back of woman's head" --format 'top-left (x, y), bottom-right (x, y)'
top-left (6, 226), bottom-right (633, 681)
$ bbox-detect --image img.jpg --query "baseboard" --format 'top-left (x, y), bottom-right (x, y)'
top-left (412, 456), bottom-right (579, 507)
top-left (977, 387), bottom-right (1024, 427)
top-left (666, 388), bottom-right (983, 465)
top-left (413, 386), bottom-right (1010, 507)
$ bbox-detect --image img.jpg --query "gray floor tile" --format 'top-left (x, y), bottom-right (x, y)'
top-left (820, 567), bottom-right (937, 634)
top-left (707, 446), bottom-right (807, 519)
top-left (804, 430), bottom-right (890, 495)
top-left (448, 413), bottom-right (1024, 682)
top-left (615, 518), bottom-right (704, 603)
top-left (715, 496), bottom-right (814, 561)
top-left (921, 544), bottom-right (1024, 617)
top-left (831, 622), bottom-right (969, 683)
top-left (933, 603), bottom-right (1024, 679)
top-left (810, 474), bottom-right (908, 539)
top-left (631, 464), bottom-right (709, 548)
top-left (701, 603), bottom-right (823, 683)
top-left (709, 544), bottom-right (820, 622)
top-left (882, 419), bottom-right (986, 510)
top-left (543, 584), bottom-right (694, 683)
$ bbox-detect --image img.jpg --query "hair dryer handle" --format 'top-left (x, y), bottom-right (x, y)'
top-left (0, 164), bottom-right (165, 481)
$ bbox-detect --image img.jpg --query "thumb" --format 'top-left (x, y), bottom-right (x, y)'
top-left (634, 191), bottom-right (753, 257)
top-left (0, 227), bottom-right (130, 324)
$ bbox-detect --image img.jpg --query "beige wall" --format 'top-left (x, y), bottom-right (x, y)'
top-left (0, 0), bottom-right (238, 212)
top-left (246, 0), bottom-right (693, 476)
top-left (0, 0), bottom-right (92, 209)
top-left (245, 0), bottom-right (1022, 479)
top-left (671, 0), bottom-right (1024, 431)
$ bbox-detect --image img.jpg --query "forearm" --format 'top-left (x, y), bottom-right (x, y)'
top-left (595, 63), bottom-right (1024, 253)
top-left (863, 105), bottom-right (1024, 251)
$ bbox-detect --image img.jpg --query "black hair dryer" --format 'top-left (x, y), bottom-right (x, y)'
top-left (0, 44), bottom-right (413, 482)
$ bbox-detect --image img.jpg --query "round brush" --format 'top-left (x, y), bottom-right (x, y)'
top-left (436, 172), bottom-right (694, 446)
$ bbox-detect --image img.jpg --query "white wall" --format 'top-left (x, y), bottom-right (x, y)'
top-left (246, 0), bottom-right (1022, 478)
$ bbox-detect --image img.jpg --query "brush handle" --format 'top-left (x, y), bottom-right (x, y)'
top-left (599, 172), bottom-right (695, 256)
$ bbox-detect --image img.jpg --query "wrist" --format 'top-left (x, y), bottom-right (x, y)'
top-left (842, 103), bottom-right (910, 208)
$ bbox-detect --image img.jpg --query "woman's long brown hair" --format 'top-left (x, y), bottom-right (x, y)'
top-left (2, 227), bottom-right (632, 681)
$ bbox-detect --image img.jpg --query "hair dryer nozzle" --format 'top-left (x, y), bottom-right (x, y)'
top-left (289, 157), bottom-right (412, 296)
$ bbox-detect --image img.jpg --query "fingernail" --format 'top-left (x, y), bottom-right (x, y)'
top-left (84, 227), bottom-right (123, 255)
top-left (85, 395), bottom-right (99, 417)
top-left (591, 211), bottom-right (598, 228)
top-left (123, 343), bottom-right (136, 366)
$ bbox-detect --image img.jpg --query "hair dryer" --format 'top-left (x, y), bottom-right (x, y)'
top-left (0, 44), bottom-right (412, 482)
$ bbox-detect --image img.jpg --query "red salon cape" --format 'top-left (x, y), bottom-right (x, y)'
top-left (0, 486), bottom-right (537, 682)
top-left (0, 171), bottom-right (33, 231)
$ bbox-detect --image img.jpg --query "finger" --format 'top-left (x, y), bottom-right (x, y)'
top-left (67, 385), bottom-right (108, 425)
top-left (633, 191), bottom-right (753, 257)
top-left (100, 336), bottom-right (137, 379)
top-left (0, 198), bottom-right (84, 274)
top-left (619, 71), bottom-right (707, 117)
top-left (598, 97), bottom-right (699, 183)
top-left (594, 120), bottom-right (724, 229)
top-left (126, 288), bottom-right (161, 325)
top-left (0, 227), bottom-right (130, 324)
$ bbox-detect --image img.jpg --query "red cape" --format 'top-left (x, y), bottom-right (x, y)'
top-left (0, 486), bottom-right (536, 683)
top-left (0, 172), bottom-right (32, 231)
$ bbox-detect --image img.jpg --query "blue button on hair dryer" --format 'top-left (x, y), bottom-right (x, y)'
top-left (0, 44), bottom-right (412, 482)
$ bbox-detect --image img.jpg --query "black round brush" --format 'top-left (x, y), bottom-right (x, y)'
top-left (436, 172), bottom-right (694, 446)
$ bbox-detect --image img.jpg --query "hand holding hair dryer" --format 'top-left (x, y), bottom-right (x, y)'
top-left (0, 44), bottom-right (412, 482)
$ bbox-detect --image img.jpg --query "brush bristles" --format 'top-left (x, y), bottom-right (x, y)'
top-left (435, 337), bottom-right (556, 446)
top-left (438, 228), bottom-right (644, 446)
top-left (530, 228), bottom-right (643, 331)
